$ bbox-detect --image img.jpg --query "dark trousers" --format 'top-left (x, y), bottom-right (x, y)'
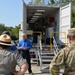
top-left (19, 50), bottom-right (32, 73)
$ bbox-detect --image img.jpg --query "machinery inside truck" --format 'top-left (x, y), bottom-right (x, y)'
top-left (27, 5), bottom-right (59, 45)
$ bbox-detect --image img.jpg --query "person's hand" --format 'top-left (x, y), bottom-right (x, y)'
top-left (20, 47), bottom-right (23, 49)
top-left (23, 47), bottom-right (28, 50)
top-left (19, 47), bottom-right (28, 50)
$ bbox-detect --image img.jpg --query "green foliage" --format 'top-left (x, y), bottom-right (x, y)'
top-left (30, 0), bottom-right (74, 5)
top-left (72, 9), bottom-right (75, 27)
top-left (0, 23), bottom-right (20, 40)
top-left (30, 0), bottom-right (41, 5)
top-left (34, 0), bottom-right (40, 5)
top-left (50, 0), bottom-right (55, 4)
top-left (30, 0), bottom-right (56, 5)
top-left (0, 24), bottom-right (6, 35)
top-left (12, 24), bottom-right (20, 40)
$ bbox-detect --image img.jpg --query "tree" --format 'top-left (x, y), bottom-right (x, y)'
top-left (57, 0), bottom-right (63, 3)
top-left (0, 24), bottom-right (6, 35)
top-left (30, 0), bottom-right (49, 5)
top-left (0, 23), bottom-right (20, 40)
top-left (34, 0), bottom-right (41, 4)
top-left (50, 0), bottom-right (55, 4)
top-left (30, 0), bottom-right (41, 5)
top-left (71, 9), bottom-right (75, 27)
top-left (12, 24), bottom-right (21, 40)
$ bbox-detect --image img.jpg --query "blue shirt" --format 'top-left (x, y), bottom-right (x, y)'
top-left (10, 45), bottom-right (17, 51)
top-left (18, 39), bottom-right (32, 50)
top-left (9, 41), bottom-right (17, 51)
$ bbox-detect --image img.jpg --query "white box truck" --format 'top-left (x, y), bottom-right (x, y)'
top-left (19, 1), bottom-right (72, 61)
top-left (20, 1), bottom-right (71, 46)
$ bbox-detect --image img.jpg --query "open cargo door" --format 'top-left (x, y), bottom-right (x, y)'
top-left (59, 3), bottom-right (71, 45)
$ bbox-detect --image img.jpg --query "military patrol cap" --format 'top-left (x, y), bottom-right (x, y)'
top-left (68, 28), bottom-right (75, 36)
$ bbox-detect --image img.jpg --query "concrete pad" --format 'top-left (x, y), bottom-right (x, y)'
top-left (16, 63), bottom-right (50, 75)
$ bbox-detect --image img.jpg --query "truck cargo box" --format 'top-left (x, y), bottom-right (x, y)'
top-left (20, 2), bottom-right (71, 45)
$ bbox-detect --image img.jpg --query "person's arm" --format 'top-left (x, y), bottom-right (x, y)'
top-left (10, 45), bottom-right (17, 51)
top-left (17, 41), bottom-right (22, 50)
top-left (26, 40), bottom-right (32, 50)
top-left (49, 49), bottom-right (65, 75)
top-left (15, 63), bottom-right (28, 75)
top-left (13, 53), bottom-right (28, 75)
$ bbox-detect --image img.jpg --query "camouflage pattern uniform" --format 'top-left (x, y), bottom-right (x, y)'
top-left (50, 28), bottom-right (75, 75)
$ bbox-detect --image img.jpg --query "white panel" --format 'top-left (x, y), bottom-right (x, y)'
top-left (59, 3), bottom-right (71, 44)
top-left (19, 29), bottom-right (22, 41)
top-left (61, 16), bottom-right (70, 26)
top-left (61, 7), bottom-right (70, 17)
top-left (60, 26), bottom-right (69, 43)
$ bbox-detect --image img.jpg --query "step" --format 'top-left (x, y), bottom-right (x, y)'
top-left (41, 52), bottom-right (53, 54)
top-left (42, 63), bottom-right (50, 66)
top-left (41, 56), bottom-right (54, 59)
top-left (39, 56), bottom-right (54, 60)
top-left (41, 52), bottom-right (51, 53)
top-left (42, 60), bottom-right (52, 62)
top-left (41, 51), bottom-right (50, 52)
top-left (25, 73), bottom-right (50, 75)
top-left (41, 58), bottom-right (53, 60)
top-left (41, 53), bottom-right (54, 56)
top-left (41, 54), bottom-right (54, 57)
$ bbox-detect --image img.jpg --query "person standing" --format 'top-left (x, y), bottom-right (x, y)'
top-left (50, 28), bottom-right (75, 75)
top-left (2, 31), bottom-right (17, 51)
top-left (18, 33), bottom-right (33, 75)
top-left (0, 34), bottom-right (28, 75)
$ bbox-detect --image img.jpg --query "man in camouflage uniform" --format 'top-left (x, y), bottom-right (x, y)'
top-left (50, 28), bottom-right (75, 75)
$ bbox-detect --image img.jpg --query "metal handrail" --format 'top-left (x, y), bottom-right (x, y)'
top-left (53, 36), bottom-right (59, 55)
